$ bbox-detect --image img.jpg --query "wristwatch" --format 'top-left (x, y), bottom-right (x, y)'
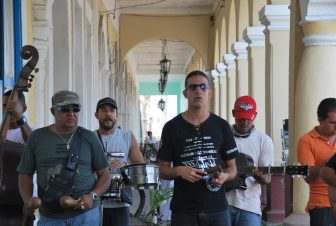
top-left (91, 191), bottom-right (99, 201)
top-left (17, 116), bottom-right (27, 126)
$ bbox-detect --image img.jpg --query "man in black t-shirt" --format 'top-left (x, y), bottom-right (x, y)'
top-left (157, 70), bottom-right (238, 226)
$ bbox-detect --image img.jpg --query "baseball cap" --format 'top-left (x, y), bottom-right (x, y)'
top-left (233, 96), bottom-right (257, 120)
top-left (96, 97), bottom-right (118, 112)
top-left (52, 90), bottom-right (80, 107)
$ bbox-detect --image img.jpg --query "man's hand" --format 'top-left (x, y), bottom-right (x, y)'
top-left (5, 99), bottom-right (23, 120)
top-left (252, 168), bottom-right (271, 184)
top-left (23, 197), bottom-right (41, 216)
top-left (110, 159), bottom-right (127, 168)
top-left (176, 166), bottom-right (207, 183)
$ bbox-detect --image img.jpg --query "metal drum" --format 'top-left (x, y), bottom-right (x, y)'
top-left (122, 163), bottom-right (159, 189)
top-left (101, 173), bottom-right (125, 201)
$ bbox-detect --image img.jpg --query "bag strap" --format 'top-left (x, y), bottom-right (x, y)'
top-left (59, 127), bottom-right (83, 179)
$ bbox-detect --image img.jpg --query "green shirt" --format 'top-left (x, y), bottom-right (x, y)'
top-left (17, 126), bottom-right (108, 218)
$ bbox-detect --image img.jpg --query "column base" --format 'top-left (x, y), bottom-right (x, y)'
top-left (282, 213), bottom-right (310, 226)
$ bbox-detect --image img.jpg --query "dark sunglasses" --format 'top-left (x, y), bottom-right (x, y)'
top-left (56, 105), bottom-right (81, 113)
top-left (187, 83), bottom-right (210, 91)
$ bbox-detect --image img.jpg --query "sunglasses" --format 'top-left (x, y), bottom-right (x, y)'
top-left (56, 105), bottom-right (81, 113)
top-left (186, 83), bottom-right (210, 91)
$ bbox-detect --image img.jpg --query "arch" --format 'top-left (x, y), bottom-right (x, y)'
top-left (120, 15), bottom-right (211, 70)
top-left (237, 0), bottom-right (249, 41)
top-left (227, 0), bottom-right (237, 52)
top-left (214, 29), bottom-right (220, 66)
top-left (220, 17), bottom-right (227, 58)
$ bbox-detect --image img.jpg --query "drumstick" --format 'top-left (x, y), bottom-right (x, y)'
top-left (60, 195), bottom-right (80, 208)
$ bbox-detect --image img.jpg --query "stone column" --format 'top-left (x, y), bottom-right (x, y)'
top-left (224, 54), bottom-right (236, 124)
top-left (232, 42), bottom-right (248, 97)
top-left (217, 62), bottom-right (227, 119)
top-left (32, 0), bottom-right (54, 127)
top-left (259, 4), bottom-right (291, 223)
top-left (260, 3), bottom-right (290, 163)
top-left (287, 1), bottom-right (336, 225)
top-left (244, 26), bottom-right (266, 132)
top-left (211, 69), bottom-right (220, 115)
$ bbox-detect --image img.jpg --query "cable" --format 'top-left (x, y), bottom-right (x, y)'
top-left (102, 0), bottom-right (167, 14)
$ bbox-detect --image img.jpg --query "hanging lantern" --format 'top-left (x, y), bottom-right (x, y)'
top-left (158, 98), bottom-right (165, 111)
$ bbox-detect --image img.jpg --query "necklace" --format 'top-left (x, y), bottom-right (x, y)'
top-left (54, 125), bottom-right (76, 150)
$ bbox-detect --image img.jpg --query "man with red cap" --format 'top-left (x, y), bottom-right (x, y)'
top-left (226, 95), bottom-right (274, 226)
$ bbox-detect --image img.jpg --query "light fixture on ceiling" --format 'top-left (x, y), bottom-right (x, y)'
top-left (157, 40), bottom-right (170, 111)
top-left (158, 40), bottom-right (171, 95)
top-left (158, 98), bottom-right (165, 112)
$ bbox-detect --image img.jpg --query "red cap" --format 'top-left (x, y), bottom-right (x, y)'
top-left (233, 96), bottom-right (257, 120)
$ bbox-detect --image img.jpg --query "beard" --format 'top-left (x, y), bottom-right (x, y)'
top-left (99, 118), bottom-right (116, 130)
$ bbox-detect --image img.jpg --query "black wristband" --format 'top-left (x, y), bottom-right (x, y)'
top-left (17, 116), bottom-right (27, 126)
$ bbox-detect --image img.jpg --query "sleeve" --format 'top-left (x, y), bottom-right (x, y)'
top-left (259, 135), bottom-right (275, 167)
top-left (297, 135), bottom-right (316, 166)
top-left (221, 121), bottom-right (238, 161)
top-left (17, 134), bottom-right (36, 175)
top-left (326, 154), bottom-right (336, 170)
top-left (157, 123), bottom-right (174, 162)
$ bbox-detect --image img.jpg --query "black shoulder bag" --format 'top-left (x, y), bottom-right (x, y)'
top-left (42, 128), bottom-right (83, 212)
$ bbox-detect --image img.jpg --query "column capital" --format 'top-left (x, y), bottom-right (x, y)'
top-left (211, 69), bottom-right (220, 83)
top-left (223, 54), bottom-right (236, 70)
top-left (232, 42), bottom-right (248, 60)
top-left (216, 62), bottom-right (227, 74)
top-left (259, 5), bottom-right (290, 31)
top-left (300, 0), bottom-right (336, 23)
top-left (243, 26), bottom-right (265, 48)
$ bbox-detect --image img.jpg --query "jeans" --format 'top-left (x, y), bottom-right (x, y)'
top-left (309, 207), bottom-right (336, 226)
top-left (102, 207), bottom-right (130, 226)
top-left (171, 209), bottom-right (231, 226)
top-left (37, 206), bottom-right (100, 226)
top-left (228, 205), bottom-right (261, 226)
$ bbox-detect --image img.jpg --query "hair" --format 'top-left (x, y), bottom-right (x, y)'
top-left (184, 70), bottom-right (209, 88)
top-left (4, 90), bottom-right (26, 105)
top-left (317, 98), bottom-right (336, 120)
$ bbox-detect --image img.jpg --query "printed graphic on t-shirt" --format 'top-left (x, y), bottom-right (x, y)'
top-left (181, 135), bottom-right (218, 170)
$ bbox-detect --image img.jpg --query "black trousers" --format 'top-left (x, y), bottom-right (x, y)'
top-left (309, 207), bottom-right (336, 226)
top-left (102, 207), bottom-right (130, 226)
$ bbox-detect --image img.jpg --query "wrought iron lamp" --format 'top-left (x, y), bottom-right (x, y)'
top-left (157, 40), bottom-right (170, 111)
top-left (158, 98), bottom-right (165, 111)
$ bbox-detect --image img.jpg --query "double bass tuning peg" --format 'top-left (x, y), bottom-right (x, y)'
top-left (30, 74), bottom-right (35, 79)
top-left (29, 79), bottom-right (34, 82)
top-left (34, 68), bottom-right (39, 73)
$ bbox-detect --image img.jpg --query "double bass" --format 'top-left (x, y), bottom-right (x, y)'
top-left (0, 45), bottom-right (39, 226)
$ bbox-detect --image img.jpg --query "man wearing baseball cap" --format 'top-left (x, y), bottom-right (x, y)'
top-left (226, 95), bottom-right (274, 226)
top-left (17, 90), bottom-right (110, 226)
top-left (94, 97), bottom-right (144, 226)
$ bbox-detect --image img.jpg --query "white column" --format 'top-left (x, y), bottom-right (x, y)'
top-left (224, 54), bottom-right (236, 124)
top-left (232, 41), bottom-right (248, 97)
top-left (260, 4), bottom-right (290, 164)
top-left (243, 26), bottom-right (266, 132)
top-left (291, 0), bottom-right (336, 218)
top-left (217, 62), bottom-right (227, 119)
top-left (211, 69), bottom-right (220, 115)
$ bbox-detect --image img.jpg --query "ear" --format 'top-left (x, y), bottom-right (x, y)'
top-left (95, 112), bottom-right (98, 119)
top-left (22, 103), bottom-right (27, 112)
top-left (183, 89), bottom-right (188, 98)
top-left (50, 108), bottom-right (55, 116)
top-left (232, 110), bottom-right (235, 117)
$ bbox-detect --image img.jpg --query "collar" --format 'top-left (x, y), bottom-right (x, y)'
top-left (232, 125), bottom-right (256, 138)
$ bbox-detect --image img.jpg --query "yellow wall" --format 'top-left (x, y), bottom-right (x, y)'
top-left (119, 15), bottom-right (212, 70)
